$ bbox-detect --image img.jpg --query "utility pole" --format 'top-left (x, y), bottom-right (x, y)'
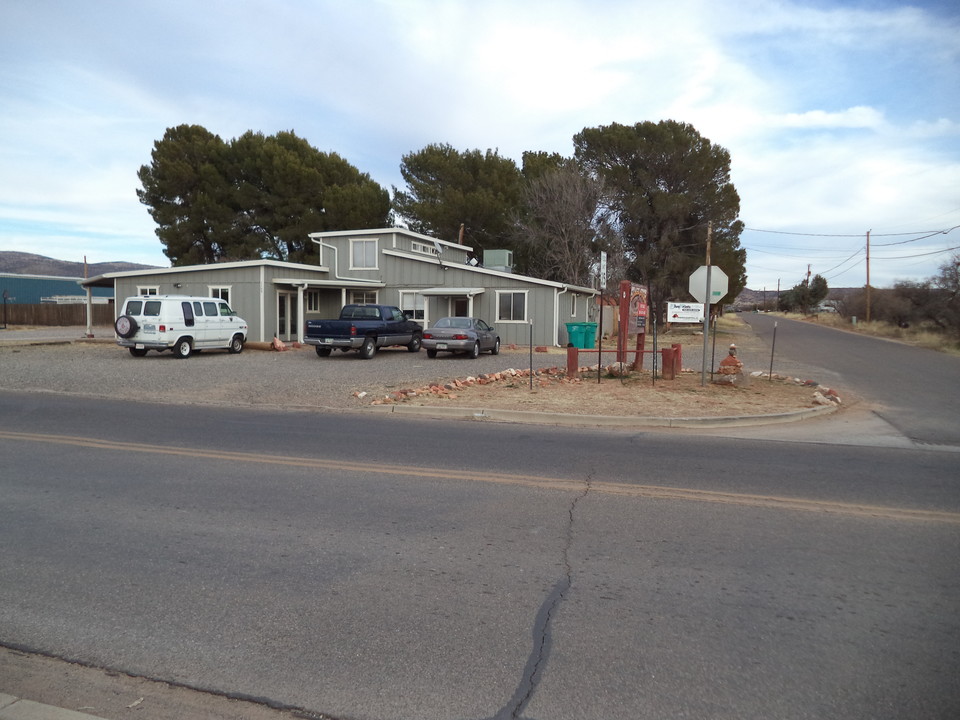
top-left (865, 229), bottom-right (871, 324)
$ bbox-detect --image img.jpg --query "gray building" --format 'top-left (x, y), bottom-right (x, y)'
top-left (81, 228), bottom-right (598, 346)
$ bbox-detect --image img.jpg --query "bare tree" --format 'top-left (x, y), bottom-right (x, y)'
top-left (512, 166), bottom-right (621, 289)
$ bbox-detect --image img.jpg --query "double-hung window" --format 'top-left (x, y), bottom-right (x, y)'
top-left (399, 291), bottom-right (425, 321)
top-left (497, 291), bottom-right (527, 322)
top-left (350, 239), bottom-right (378, 269)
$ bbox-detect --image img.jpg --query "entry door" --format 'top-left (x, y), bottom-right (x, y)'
top-left (277, 292), bottom-right (297, 341)
top-left (453, 298), bottom-right (469, 317)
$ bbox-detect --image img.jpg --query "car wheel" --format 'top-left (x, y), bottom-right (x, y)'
top-left (490, 338), bottom-right (500, 355)
top-left (115, 315), bottom-right (138, 339)
top-left (172, 337), bottom-right (192, 359)
top-left (426, 348), bottom-right (438, 359)
top-left (407, 334), bottom-right (422, 352)
top-left (228, 334), bottom-right (244, 354)
top-left (315, 346), bottom-right (332, 357)
top-left (128, 347), bottom-right (148, 357)
top-left (469, 341), bottom-right (480, 359)
top-left (359, 336), bottom-right (377, 359)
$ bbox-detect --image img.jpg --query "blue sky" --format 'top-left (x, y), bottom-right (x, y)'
top-left (1, 0), bottom-right (958, 290)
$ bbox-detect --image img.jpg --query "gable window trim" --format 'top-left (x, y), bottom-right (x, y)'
top-left (350, 238), bottom-right (379, 270)
top-left (496, 290), bottom-right (528, 323)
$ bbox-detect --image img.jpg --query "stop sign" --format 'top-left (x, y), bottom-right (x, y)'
top-left (689, 265), bottom-right (729, 304)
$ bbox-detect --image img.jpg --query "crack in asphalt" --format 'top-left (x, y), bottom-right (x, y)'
top-left (487, 474), bottom-right (592, 720)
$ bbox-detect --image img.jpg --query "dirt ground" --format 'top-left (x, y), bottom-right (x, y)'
top-left (364, 364), bottom-right (836, 418)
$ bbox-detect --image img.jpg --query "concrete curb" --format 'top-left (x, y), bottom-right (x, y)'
top-left (367, 401), bottom-right (838, 428)
top-left (0, 695), bottom-right (105, 720)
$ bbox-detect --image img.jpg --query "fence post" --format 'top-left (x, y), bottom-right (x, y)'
top-left (566, 345), bottom-right (580, 378)
top-left (661, 347), bottom-right (676, 380)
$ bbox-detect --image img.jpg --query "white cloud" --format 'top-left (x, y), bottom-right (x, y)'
top-left (1, 0), bottom-right (958, 284)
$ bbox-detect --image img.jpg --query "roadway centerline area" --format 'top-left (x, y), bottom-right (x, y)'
top-left (2, 429), bottom-right (958, 525)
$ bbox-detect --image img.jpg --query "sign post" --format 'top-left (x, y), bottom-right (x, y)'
top-left (689, 262), bottom-right (729, 386)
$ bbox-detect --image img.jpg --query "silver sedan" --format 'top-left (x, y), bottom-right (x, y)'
top-left (421, 317), bottom-right (500, 358)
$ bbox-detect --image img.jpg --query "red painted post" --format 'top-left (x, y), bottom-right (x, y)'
top-left (672, 343), bottom-right (682, 375)
top-left (634, 333), bottom-right (646, 370)
top-left (661, 347), bottom-right (676, 380)
top-left (566, 345), bottom-right (580, 377)
top-left (618, 280), bottom-right (631, 363)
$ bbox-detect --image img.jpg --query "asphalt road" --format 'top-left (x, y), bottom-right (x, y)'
top-left (742, 313), bottom-right (960, 447)
top-left (2, 385), bottom-right (959, 720)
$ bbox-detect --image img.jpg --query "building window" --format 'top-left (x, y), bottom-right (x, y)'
top-left (497, 291), bottom-right (527, 322)
top-left (306, 291), bottom-right (320, 312)
top-left (209, 286), bottom-right (230, 304)
top-left (350, 290), bottom-right (378, 305)
top-left (350, 239), bottom-right (378, 269)
top-left (570, 294), bottom-right (577, 317)
top-left (399, 291), bottom-right (425, 321)
top-left (137, 286), bottom-right (158, 296)
top-left (411, 241), bottom-right (439, 256)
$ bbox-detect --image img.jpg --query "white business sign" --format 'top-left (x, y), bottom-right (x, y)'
top-left (667, 302), bottom-right (705, 323)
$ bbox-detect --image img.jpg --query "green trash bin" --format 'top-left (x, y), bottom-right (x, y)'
top-left (581, 322), bottom-right (598, 349)
top-left (565, 322), bottom-right (586, 348)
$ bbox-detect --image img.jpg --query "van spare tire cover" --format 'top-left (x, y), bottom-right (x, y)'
top-left (115, 315), bottom-right (138, 338)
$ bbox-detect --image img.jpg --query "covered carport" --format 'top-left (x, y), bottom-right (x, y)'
top-left (419, 287), bottom-right (485, 322)
top-left (272, 276), bottom-right (384, 343)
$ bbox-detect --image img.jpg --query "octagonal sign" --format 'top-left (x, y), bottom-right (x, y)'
top-left (689, 265), bottom-right (729, 304)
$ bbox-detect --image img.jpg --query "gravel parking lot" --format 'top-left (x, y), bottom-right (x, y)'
top-left (0, 331), bottom-right (574, 411)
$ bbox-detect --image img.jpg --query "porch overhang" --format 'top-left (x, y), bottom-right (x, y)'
top-left (419, 287), bottom-right (485, 297)
top-left (272, 278), bottom-right (385, 289)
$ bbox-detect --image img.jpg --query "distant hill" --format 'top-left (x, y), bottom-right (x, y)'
top-left (734, 286), bottom-right (857, 308)
top-left (0, 251), bottom-right (162, 277)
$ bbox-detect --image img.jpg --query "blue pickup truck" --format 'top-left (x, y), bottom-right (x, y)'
top-left (304, 304), bottom-right (423, 359)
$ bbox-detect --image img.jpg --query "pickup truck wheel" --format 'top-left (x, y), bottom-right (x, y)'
top-left (426, 348), bottom-right (438, 359)
top-left (469, 341), bottom-right (480, 359)
top-left (315, 347), bottom-right (332, 357)
top-left (228, 334), bottom-right (244, 354)
top-left (359, 336), bottom-right (377, 359)
top-left (128, 347), bottom-right (148, 357)
top-left (172, 337), bottom-right (192, 359)
top-left (407, 334), bottom-right (422, 352)
top-left (490, 338), bottom-right (500, 355)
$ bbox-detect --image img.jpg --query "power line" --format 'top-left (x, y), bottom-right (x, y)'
top-left (745, 226), bottom-right (957, 238)
top-left (872, 244), bottom-right (960, 261)
top-left (872, 225), bottom-right (959, 246)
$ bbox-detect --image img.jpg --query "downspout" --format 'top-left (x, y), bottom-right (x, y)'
top-left (294, 282), bottom-right (307, 343)
top-left (259, 265), bottom-right (266, 343)
top-left (554, 287), bottom-right (568, 347)
top-left (310, 237), bottom-right (380, 308)
top-left (311, 238), bottom-right (354, 282)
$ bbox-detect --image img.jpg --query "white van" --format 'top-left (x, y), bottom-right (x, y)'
top-left (115, 295), bottom-right (248, 359)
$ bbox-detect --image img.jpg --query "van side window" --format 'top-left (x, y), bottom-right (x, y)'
top-left (218, 303), bottom-right (232, 316)
top-left (181, 302), bottom-right (195, 327)
top-left (202, 301), bottom-right (218, 317)
top-left (126, 300), bottom-right (143, 316)
top-left (144, 301), bottom-right (162, 317)
top-left (193, 301), bottom-right (203, 316)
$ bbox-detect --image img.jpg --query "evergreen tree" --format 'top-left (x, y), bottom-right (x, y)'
top-left (393, 143), bottom-right (524, 256)
top-left (573, 120), bottom-right (746, 314)
top-left (138, 125), bottom-right (390, 265)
